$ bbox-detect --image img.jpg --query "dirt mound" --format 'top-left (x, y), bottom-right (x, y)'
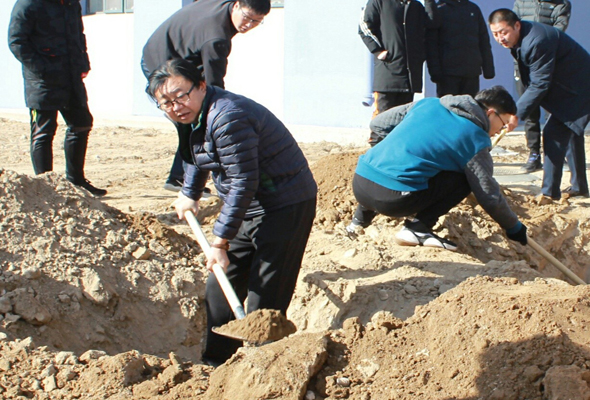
top-left (0, 170), bottom-right (208, 364)
top-left (309, 276), bottom-right (590, 399)
top-left (2, 118), bottom-right (590, 400)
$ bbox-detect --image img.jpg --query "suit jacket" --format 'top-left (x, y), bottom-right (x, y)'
top-left (512, 21), bottom-right (590, 135)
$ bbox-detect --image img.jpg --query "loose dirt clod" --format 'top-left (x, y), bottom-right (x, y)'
top-left (214, 309), bottom-right (297, 344)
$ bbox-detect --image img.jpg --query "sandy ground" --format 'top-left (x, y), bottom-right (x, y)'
top-left (1, 115), bottom-right (590, 399)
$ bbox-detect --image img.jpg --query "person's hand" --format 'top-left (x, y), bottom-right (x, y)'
top-left (172, 192), bottom-right (199, 220)
top-left (377, 50), bottom-right (388, 61)
top-left (506, 115), bottom-right (519, 132)
top-left (207, 239), bottom-right (230, 272)
top-left (81, 72), bottom-right (89, 79)
top-left (506, 222), bottom-right (527, 245)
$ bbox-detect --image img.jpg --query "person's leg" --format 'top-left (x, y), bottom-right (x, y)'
top-left (164, 150), bottom-right (185, 191)
top-left (461, 77), bottom-right (480, 98)
top-left (60, 100), bottom-right (106, 196)
top-left (541, 116), bottom-right (570, 199)
top-left (29, 109), bottom-right (59, 175)
top-left (525, 106), bottom-right (542, 156)
top-left (562, 131), bottom-right (588, 196)
top-left (247, 198), bottom-right (316, 313)
top-left (202, 228), bottom-right (254, 366)
top-left (515, 76), bottom-right (543, 172)
top-left (352, 172), bottom-right (468, 250)
top-left (413, 171), bottom-right (471, 228)
top-left (436, 76), bottom-right (463, 97)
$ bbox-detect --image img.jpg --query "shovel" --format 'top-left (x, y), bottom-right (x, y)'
top-left (527, 236), bottom-right (586, 285)
top-left (184, 211), bottom-right (294, 344)
top-left (184, 210), bottom-right (246, 320)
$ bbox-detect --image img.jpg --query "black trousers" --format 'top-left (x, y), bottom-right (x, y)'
top-left (541, 115), bottom-right (589, 198)
top-left (202, 198), bottom-right (316, 365)
top-left (30, 97), bottom-right (93, 183)
top-left (436, 76), bottom-right (480, 98)
top-left (352, 172), bottom-right (470, 229)
top-left (369, 92), bottom-right (414, 146)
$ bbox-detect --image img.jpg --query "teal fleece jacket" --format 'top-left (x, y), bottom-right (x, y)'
top-left (356, 97), bottom-right (491, 192)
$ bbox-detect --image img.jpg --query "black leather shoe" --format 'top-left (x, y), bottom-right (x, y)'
top-left (562, 186), bottom-right (589, 198)
top-left (71, 179), bottom-right (107, 196)
top-left (521, 153), bottom-right (542, 173)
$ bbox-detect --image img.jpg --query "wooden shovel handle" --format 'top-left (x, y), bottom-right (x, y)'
top-left (184, 211), bottom-right (247, 319)
top-left (527, 236), bottom-right (586, 285)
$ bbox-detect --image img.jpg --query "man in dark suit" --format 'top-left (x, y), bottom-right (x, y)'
top-left (142, 0), bottom-right (271, 192)
top-left (489, 8), bottom-right (590, 200)
top-left (512, 0), bottom-right (572, 173)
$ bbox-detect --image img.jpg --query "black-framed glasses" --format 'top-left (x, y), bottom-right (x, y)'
top-left (157, 84), bottom-right (196, 111)
top-left (494, 111), bottom-right (507, 129)
top-left (239, 5), bottom-right (264, 25)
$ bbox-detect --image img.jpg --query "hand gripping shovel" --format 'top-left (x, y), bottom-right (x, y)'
top-left (184, 211), bottom-right (246, 320)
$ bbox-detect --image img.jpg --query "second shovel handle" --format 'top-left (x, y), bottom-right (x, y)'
top-left (527, 236), bottom-right (586, 285)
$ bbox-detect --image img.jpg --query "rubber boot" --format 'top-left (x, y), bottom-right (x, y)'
top-left (64, 128), bottom-right (89, 184)
top-left (64, 129), bottom-right (107, 196)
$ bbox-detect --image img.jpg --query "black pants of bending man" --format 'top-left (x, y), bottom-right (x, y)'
top-left (202, 198), bottom-right (316, 366)
top-left (351, 171), bottom-right (470, 231)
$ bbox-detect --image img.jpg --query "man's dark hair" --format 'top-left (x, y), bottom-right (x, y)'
top-left (475, 86), bottom-right (517, 115)
top-left (488, 8), bottom-right (520, 27)
top-left (146, 58), bottom-right (204, 101)
top-left (238, 0), bottom-right (271, 15)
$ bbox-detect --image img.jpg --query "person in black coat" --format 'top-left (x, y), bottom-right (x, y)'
top-left (142, 0), bottom-right (271, 192)
top-left (359, 0), bottom-right (439, 146)
top-left (8, 0), bottom-right (106, 196)
top-left (426, 0), bottom-right (495, 98)
top-left (146, 59), bottom-right (317, 366)
top-left (489, 9), bottom-right (590, 200)
top-left (512, 0), bottom-right (572, 173)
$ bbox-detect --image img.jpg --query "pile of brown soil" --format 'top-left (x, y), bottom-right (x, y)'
top-left (213, 309), bottom-right (297, 344)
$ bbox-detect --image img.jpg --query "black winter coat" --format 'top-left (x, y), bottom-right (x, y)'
top-left (426, 0), bottom-right (494, 80)
top-left (8, 0), bottom-right (90, 110)
top-left (359, 0), bottom-right (439, 93)
top-left (179, 87), bottom-right (317, 240)
top-left (142, 0), bottom-right (237, 88)
top-left (513, 0), bottom-right (571, 31)
top-left (513, 21), bottom-right (590, 135)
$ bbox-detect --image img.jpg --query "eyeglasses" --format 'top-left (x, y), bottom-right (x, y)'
top-left (157, 84), bottom-right (196, 111)
top-left (239, 5), bottom-right (264, 26)
top-left (494, 111), bottom-right (508, 129)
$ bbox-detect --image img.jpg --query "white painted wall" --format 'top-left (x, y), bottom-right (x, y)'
top-left (84, 13), bottom-right (135, 117)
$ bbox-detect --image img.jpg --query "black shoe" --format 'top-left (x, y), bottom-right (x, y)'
top-left (71, 179), bottom-right (107, 196)
top-left (561, 186), bottom-right (589, 198)
top-left (521, 153), bottom-right (542, 173)
top-left (163, 179), bottom-right (182, 192)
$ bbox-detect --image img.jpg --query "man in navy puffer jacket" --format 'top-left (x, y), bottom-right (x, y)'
top-left (146, 59), bottom-right (317, 366)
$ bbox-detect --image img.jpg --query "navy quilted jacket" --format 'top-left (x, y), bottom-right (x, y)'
top-left (179, 86), bottom-right (317, 240)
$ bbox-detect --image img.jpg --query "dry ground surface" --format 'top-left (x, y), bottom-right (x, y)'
top-left (1, 116), bottom-right (590, 399)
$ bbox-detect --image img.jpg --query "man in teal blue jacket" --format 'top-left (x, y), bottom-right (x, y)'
top-left (348, 86), bottom-right (527, 251)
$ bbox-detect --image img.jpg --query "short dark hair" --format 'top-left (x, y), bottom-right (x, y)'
top-left (475, 86), bottom-right (517, 115)
top-left (238, 0), bottom-right (271, 15)
top-left (488, 8), bottom-right (520, 27)
top-left (146, 58), bottom-right (204, 101)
